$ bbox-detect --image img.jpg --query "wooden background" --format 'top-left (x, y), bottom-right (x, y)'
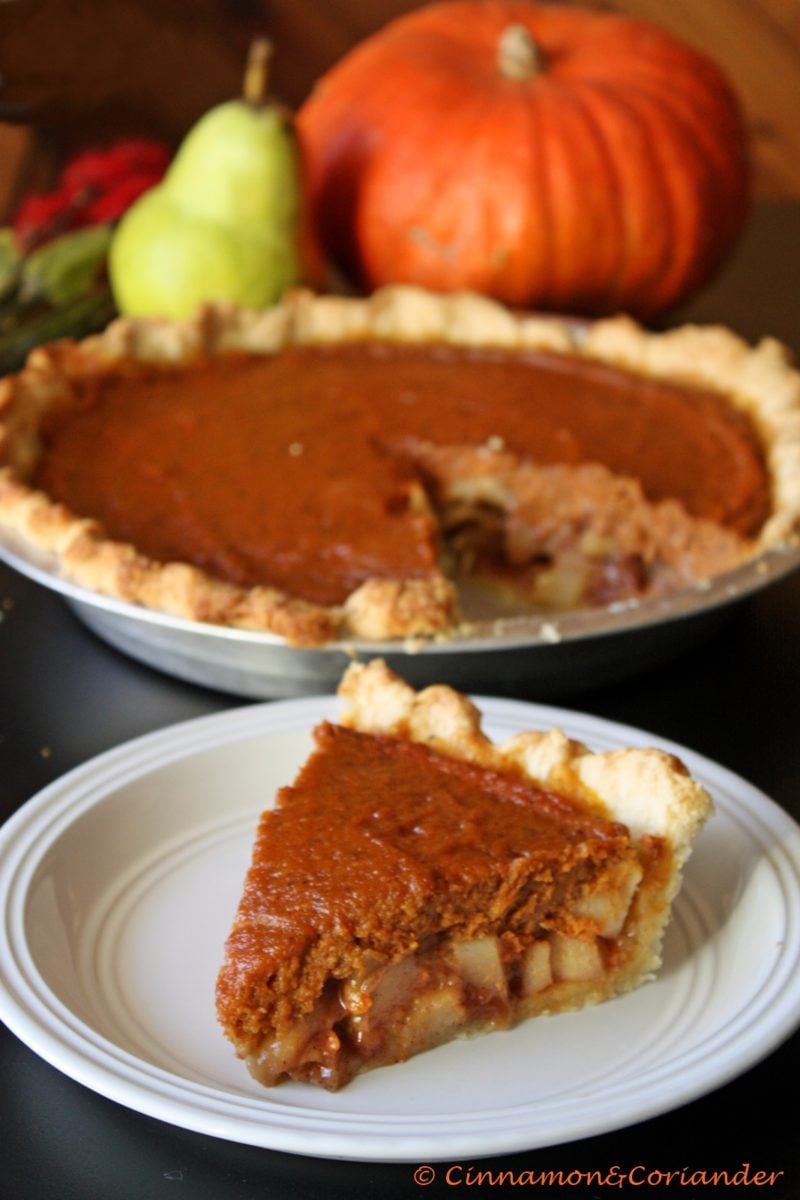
top-left (1, 0), bottom-right (799, 221)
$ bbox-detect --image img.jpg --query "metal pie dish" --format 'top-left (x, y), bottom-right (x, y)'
top-left (3, 526), bottom-right (798, 699)
top-left (2, 290), bottom-right (799, 697)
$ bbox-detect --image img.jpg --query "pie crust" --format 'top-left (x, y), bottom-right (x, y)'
top-left (216, 659), bottom-right (713, 1089)
top-left (1, 285), bottom-right (798, 646)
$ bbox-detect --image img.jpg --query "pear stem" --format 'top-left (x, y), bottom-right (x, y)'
top-left (243, 38), bottom-right (273, 106)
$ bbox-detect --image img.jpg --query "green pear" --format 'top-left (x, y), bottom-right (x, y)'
top-left (109, 41), bottom-right (302, 318)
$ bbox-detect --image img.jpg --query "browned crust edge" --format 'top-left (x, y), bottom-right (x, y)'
top-left (1, 285), bottom-right (798, 646)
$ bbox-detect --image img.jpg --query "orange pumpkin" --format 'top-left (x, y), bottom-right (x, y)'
top-left (297, 1), bottom-right (751, 317)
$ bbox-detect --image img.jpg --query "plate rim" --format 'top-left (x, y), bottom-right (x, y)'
top-left (2, 695), bottom-right (800, 1162)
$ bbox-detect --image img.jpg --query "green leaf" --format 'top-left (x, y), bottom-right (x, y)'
top-left (0, 228), bottom-right (23, 302)
top-left (20, 225), bottom-right (113, 307)
top-left (0, 285), bottom-right (117, 376)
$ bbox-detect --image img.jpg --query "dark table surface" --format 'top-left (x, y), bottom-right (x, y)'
top-left (2, 202), bottom-right (799, 1199)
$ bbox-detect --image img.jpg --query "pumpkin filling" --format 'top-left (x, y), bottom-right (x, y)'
top-left (217, 720), bottom-right (655, 1090)
top-left (216, 660), bottom-right (707, 1091)
top-left (30, 340), bottom-right (768, 614)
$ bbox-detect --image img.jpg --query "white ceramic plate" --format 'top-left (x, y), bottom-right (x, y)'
top-left (1, 697), bottom-right (800, 1163)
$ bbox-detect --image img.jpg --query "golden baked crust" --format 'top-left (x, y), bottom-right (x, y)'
top-left (1, 285), bottom-right (798, 646)
top-left (339, 658), bottom-right (711, 883)
top-left (216, 659), bottom-right (713, 1089)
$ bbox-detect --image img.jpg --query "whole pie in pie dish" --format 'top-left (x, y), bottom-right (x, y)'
top-left (0, 285), bottom-right (798, 646)
top-left (216, 658), bottom-right (713, 1090)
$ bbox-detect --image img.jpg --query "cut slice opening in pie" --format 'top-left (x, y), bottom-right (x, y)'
top-left (216, 659), bottom-right (713, 1090)
top-left (1, 286), bottom-right (799, 646)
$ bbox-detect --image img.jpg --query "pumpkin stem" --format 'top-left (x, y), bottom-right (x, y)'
top-left (498, 24), bottom-right (544, 81)
top-left (243, 38), bottom-right (273, 106)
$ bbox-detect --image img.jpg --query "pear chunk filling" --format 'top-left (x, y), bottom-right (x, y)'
top-left (245, 859), bottom-right (644, 1090)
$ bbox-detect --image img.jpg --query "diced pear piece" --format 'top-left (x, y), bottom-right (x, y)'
top-left (550, 934), bottom-right (604, 982)
top-left (571, 861), bottom-right (643, 937)
top-left (450, 936), bottom-right (507, 998)
top-left (254, 1009), bottom-right (319, 1083)
top-left (406, 984), bottom-right (467, 1049)
top-left (520, 939), bottom-right (553, 995)
top-left (345, 956), bottom-right (418, 1031)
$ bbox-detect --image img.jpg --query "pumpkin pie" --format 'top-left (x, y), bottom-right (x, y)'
top-left (0, 285), bottom-right (798, 646)
top-left (215, 658), bottom-right (713, 1090)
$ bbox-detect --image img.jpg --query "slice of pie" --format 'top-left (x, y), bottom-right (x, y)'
top-left (1, 285), bottom-right (798, 645)
top-left (216, 659), bottom-right (712, 1090)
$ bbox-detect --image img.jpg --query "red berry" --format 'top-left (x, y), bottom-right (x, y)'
top-left (11, 138), bottom-right (172, 251)
top-left (62, 139), bottom-right (170, 201)
top-left (84, 173), bottom-right (161, 224)
top-left (12, 188), bottom-right (78, 250)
